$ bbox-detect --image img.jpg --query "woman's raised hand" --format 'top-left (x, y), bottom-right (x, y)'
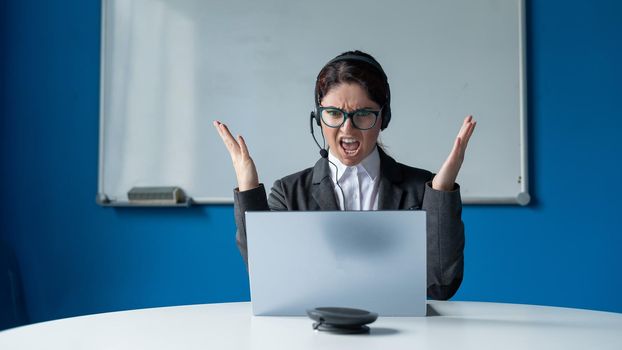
top-left (213, 121), bottom-right (260, 191)
top-left (432, 115), bottom-right (477, 192)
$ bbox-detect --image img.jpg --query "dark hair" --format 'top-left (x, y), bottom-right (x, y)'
top-left (314, 50), bottom-right (391, 129)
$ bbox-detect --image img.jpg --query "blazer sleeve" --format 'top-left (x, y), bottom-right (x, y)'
top-left (233, 184), bottom-right (270, 266)
top-left (233, 180), bottom-right (289, 266)
top-left (422, 182), bottom-right (465, 300)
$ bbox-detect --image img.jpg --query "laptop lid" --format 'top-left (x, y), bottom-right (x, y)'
top-left (245, 210), bottom-right (426, 316)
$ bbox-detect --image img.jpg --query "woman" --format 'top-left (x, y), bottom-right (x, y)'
top-left (214, 51), bottom-right (476, 300)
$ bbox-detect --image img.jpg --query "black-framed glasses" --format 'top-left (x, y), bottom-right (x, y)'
top-left (318, 106), bottom-right (381, 130)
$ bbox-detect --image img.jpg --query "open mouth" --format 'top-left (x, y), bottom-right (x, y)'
top-left (340, 137), bottom-right (360, 156)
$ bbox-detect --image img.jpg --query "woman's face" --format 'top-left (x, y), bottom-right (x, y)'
top-left (320, 83), bottom-right (382, 166)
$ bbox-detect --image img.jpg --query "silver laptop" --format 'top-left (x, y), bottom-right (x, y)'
top-left (245, 211), bottom-right (426, 316)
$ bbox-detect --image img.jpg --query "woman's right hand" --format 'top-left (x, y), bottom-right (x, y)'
top-left (213, 120), bottom-right (260, 191)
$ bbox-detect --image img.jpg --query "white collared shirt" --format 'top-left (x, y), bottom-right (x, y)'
top-left (328, 146), bottom-right (381, 210)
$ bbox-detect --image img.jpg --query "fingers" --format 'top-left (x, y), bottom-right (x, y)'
top-left (238, 135), bottom-right (249, 158)
top-left (213, 120), bottom-right (235, 143)
top-left (457, 115), bottom-right (472, 138)
top-left (463, 120), bottom-right (476, 147)
top-left (213, 120), bottom-right (240, 155)
top-left (456, 115), bottom-right (476, 150)
top-left (447, 115), bottom-right (476, 164)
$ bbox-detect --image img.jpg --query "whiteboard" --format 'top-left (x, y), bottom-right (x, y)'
top-left (98, 0), bottom-right (529, 205)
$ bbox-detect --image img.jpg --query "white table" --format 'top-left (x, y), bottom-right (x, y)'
top-left (1, 301), bottom-right (621, 349)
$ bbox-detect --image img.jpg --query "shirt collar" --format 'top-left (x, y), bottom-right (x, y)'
top-left (328, 146), bottom-right (381, 183)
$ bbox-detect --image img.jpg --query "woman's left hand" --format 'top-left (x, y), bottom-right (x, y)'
top-left (432, 115), bottom-right (477, 191)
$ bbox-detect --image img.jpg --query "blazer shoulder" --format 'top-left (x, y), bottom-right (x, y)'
top-left (379, 147), bottom-right (433, 185)
top-left (271, 165), bottom-right (316, 193)
top-left (397, 162), bottom-right (434, 183)
top-left (280, 166), bottom-right (314, 183)
top-left (268, 165), bottom-right (319, 210)
top-left (382, 151), bottom-right (433, 184)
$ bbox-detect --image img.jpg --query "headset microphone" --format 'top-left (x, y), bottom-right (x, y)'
top-left (310, 112), bottom-right (328, 158)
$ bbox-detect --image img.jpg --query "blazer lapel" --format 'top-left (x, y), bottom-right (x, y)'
top-left (378, 176), bottom-right (403, 209)
top-left (377, 147), bottom-right (404, 210)
top-left (311, 158), bottom-right (340, 210)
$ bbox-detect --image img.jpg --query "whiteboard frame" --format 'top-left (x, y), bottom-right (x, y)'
top-left (97, 0), bottom-right (108, 205)
top-left (96, 0), bottom-right (530, 206)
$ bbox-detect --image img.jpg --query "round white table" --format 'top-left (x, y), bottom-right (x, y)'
top-left (1, 301), bottom-right (621, 349)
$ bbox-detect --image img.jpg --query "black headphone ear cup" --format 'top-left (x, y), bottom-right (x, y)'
top-left (314, 110), bottom-right (322, 126)
top-left (381, 106), bottom-right (391, 130)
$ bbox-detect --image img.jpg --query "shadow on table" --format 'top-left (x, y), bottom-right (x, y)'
top-left (427, 304), bottom-right (441, 316)
top-left (425, 303), bottom-right (620, 331)
top-left (369, 327), bottom-right (400, 336)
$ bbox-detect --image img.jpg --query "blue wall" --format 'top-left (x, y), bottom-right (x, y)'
top-left (1, 0), bottom-right (621, 324)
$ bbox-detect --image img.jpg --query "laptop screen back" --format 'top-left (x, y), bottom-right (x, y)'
top-left (246, 210), bottom-right (426, 316)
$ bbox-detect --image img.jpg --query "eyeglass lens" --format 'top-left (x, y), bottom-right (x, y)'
top-left (321, 108), bottom-right (377, 129)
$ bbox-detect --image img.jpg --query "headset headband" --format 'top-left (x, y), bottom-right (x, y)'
top-left (322, 54), bottom-right (388, 80)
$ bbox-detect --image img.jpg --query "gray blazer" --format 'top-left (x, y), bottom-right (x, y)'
top-left (233, 147), bottom-right (465, 300)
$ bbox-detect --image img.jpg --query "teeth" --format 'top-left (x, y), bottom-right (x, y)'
top-left (342, 138), bottom-right (357, 144)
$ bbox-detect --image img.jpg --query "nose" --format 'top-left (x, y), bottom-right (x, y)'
top-left (340, 117), bottom-right (355, 132)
